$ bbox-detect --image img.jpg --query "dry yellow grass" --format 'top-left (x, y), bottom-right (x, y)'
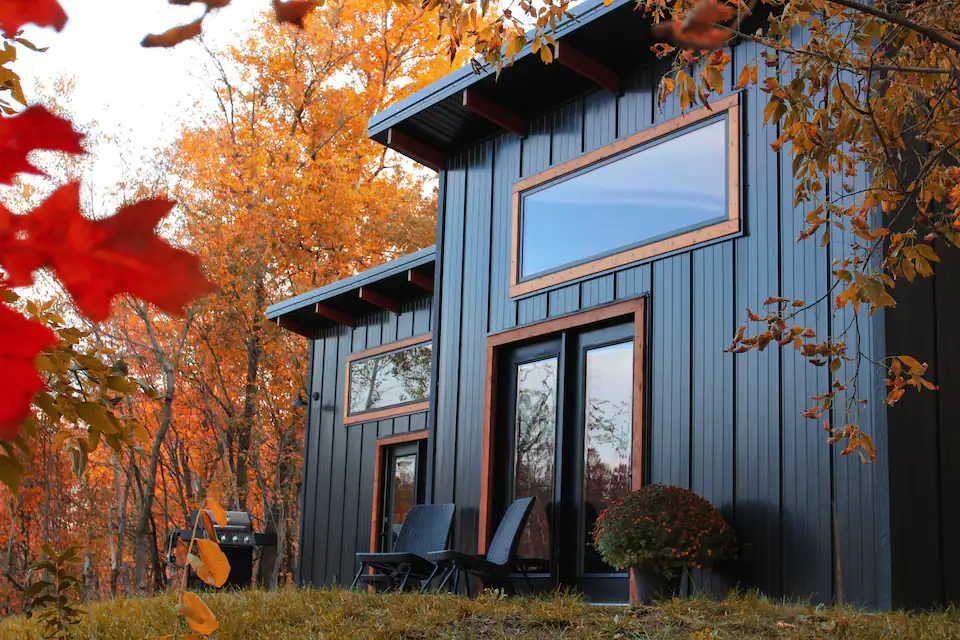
top-left (0, 588), bottom-right (957, 639)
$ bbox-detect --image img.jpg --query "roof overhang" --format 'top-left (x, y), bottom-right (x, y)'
top-left (267, 246), bottom-right (436, 339)
top-left (367, 0), bottom-right (655, 169)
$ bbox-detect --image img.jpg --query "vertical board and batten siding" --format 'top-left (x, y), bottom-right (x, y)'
top-left (776, 27), bottom-right (833, 605)
top-left (297, 297), bottom-right (432, 588)
top-left (430, 40), bottom-right (894, 606)
top-left (884, 222), bottom-right (960, 609)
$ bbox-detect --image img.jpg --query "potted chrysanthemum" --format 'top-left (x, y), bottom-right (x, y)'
top-left (592, 484), bottom-right (736, 605)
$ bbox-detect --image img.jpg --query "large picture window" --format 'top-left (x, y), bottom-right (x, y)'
top-left (344, 334), bottom-right (432, 425)
top-left (510, 94), bottom-right (740, 297)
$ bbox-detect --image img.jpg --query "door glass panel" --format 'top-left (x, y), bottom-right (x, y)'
top-left (514, 357), bottom-right (558, 569)
top-left (388, 454), bottom-right (417, 550)
top-left (582, 341), bottom-right (633, 574)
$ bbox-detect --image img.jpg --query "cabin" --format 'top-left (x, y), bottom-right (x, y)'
top-left (267, 0), bottom-right (960, 609)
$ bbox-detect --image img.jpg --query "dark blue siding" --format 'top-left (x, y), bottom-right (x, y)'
top-left (297, 297), bottom-right (433, 588)
top-left (294, 20), bottom-right (960, 612)
top-left (453, 142), bottom-right (494, 552)
top-left (650, 255), bottom-right (692, 488)
top-left (427, 50), bottom-right (891, 607)
top-left (732, 39), bottom-right (783, 599)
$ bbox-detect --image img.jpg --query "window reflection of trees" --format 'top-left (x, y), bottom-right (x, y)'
top-left (349, 344), bottom-right (432, 414)
top-left (514, 358), bottom-right (557, 564)
top-left (582, 342), bottom-right (632, 574)
top-left (390, 455), bottom-right (417, 549)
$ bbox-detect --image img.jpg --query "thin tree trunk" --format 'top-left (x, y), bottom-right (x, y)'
top-left (236, 275), bottom-right (266, 511)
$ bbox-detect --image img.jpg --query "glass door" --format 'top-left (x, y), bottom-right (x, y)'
top-left (379, 441), bottom-right (424, 551)
top-left (564, 323), bottom-right (634, 602)
top-left (495, 338), bottom-right (562, 591)
top-left (496, 321), bottom-right (636, 602)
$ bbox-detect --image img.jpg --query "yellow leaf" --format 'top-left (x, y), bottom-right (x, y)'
top-left (917, 244), bottom-right (940, 262)
top-left (200, 510), bottom-right (218, 541)
top-left (505, 35), bottom-right (525, 58)
top-left (705, 65), bottom-right (724, 91)
top-left (196, 539), bottom-right (231, 587)
top-left (206, 498), bottom-right (228, 526)
top-left (902, 256), bottom-right (916, 282)
top-left (763, 96), bottom-right (786, 125)
top-left (178, 592), bottom-right (218, 635)
top-left (896, 355), bottom-right (924, 372)
top-left (735, 63), bottom-right (752, 89)
top-left (539, 41), bottom-right (553, 63)
top-left (188, 553), bottom-right (218, 587)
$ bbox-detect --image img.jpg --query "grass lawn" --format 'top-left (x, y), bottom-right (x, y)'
top-left (0, 588), bottom-right (957, 639)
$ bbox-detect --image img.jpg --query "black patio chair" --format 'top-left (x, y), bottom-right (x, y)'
top-left (350, 503), bottom-right (454, 592)
top-left (426, 496), bottom-right (535, 596)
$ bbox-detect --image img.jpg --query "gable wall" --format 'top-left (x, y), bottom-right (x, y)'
top-left (429, 40), bottom-right (892, 607)
top-left (298, 296), bottom-right (432, 587)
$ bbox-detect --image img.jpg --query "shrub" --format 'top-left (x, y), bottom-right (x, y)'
top-left (592, 484), bottom-right (736, 576)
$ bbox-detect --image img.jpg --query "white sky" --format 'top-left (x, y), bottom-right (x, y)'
top-left (13, 0), bottom-right (266, 197)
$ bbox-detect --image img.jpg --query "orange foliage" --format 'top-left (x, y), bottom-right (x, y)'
top-left (0, 0), bottom-right (448, 610)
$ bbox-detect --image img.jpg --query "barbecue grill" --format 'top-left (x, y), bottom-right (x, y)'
top-left (166, 510), bottom-right (277, 589)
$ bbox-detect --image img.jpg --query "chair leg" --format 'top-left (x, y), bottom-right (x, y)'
top-left (421, 564), bottom-right (440, 592)
top-left (398, 565), bottom-right (412, 591)
top-left (452, 567), bottom-right (461, 595)
top-left (350, 564), bottom-right (366, 590)
top-left (521, 566), bottom-right (534, 594)
top-left (437, 564), bottom-right (455, 592)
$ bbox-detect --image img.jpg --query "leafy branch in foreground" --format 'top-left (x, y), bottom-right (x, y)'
top-left (159, 498), bottom-right (231, 640)
top-left (20, 545), bottom-right (86, 640)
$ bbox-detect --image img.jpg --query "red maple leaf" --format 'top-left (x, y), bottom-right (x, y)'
top-left (0, 0), bottom-right (68, 34)
top-left (0, 301), bottom-right (57, 439)
top-left (0, 106), bottom-right (85, 185)
top-left (273, 0), bottom-right (317, 28)
top-left (2, 183), bottom-right (216, 321)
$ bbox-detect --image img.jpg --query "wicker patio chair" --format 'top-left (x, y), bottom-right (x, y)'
top-left (351, 503), bottom-right (454, 592)
top-left (426, 496), bottom-right (535, 596)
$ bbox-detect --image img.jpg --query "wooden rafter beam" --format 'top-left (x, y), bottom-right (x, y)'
top-left (407, 269), bottom-right (434, 294)
top-left (386, 128), bottom-right (444, 171)
top-left (358, 286), bottom-right (400, 314)
top-left (555, 41), bottom-right (620, 94)
top-left (315, 303), bottom-right (356, 327)
top-left (462, 89), bottom-right (526, 136)
top-left (274, 316), bottom-right (314, 339)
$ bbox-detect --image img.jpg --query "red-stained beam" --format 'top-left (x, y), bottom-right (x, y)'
top-left (407, 269), bottom-right (434, 293)
top-left (274, 316), bottom-right (314, 338)
top-left (315, 303), bottom-right (356, 327)
top-left (556, 41), bottom-right (620, 94)
top-left (386, 128), bottom-right (444, 171)
top-left (359, 286), bottom-right (400, 314)
top-left (462, 89), bottom-right (526, 136)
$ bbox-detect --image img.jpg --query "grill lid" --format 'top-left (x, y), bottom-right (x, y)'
top-left (188, 510), bottom-right (253, 532)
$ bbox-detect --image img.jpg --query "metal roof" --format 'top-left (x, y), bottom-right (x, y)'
top-left (266, 246), bottom-right (436, 338)
top-left (367, 0), bottom-right (659, 167)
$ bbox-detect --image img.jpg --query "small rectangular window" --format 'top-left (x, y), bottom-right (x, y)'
top-left (344, 336), bottom-right (432, 424)
top-left (511, 94), bottom-right (740, 297)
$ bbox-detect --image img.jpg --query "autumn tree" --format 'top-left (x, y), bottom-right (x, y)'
top-left (0, 0), bottom-right (447, 604)
top-left (158, 1), bottom-right (446, 585)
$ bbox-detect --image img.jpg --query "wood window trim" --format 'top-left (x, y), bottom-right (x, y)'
top-left (510, 93), bottom-right (741, 298)
top-left (478, 297), bottom-right (647, 597)
top-left (343, 333), bottom-right (432, 426)
top-left (369, 429), bottom-right (430, 556)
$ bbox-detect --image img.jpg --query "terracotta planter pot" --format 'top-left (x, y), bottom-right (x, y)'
top-left (629, 566), bottom-right (682, 605)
